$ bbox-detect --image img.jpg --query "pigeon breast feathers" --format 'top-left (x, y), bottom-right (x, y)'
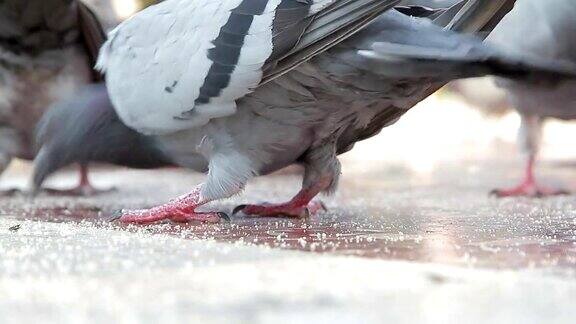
top-left (96, 0), bottom-right (399, 135)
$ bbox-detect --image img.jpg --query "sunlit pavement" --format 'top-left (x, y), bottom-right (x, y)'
top-left (1, 96), bottom-right (576, 323)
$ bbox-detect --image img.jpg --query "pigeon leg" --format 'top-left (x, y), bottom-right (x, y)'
top-left (233, 176), bottom-right (330, 218)
top-left (116, 150), bottom-right (253, 224)
top-left (234, 145), bottom-right (339, 218)
top-left (491, 156), bottom-right (569, 197)
top-left (492, 115), bottom-right (568, 197)
top-left (41, 164), bottom-right (116, 196)
top-left (116, 185), bottom-right (229, 224)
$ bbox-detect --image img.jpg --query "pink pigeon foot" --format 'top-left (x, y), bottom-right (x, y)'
top-left (233, 177), bottom-right (331, 218)
top-left (112, 186), bottom-right (229, 225)
top-left (491, 181), bottom-right (569, 198)
top-left (491, 157), bottom-right (569, 198)
top-left (233, 200), bottom-right (327, 218)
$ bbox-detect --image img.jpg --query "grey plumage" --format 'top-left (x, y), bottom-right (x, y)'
top-left (399, 0), bottom-right (458, 5)
top-left (0, 0), bottom-right (166, 194)
top-left (262, 0), bottom-right (403, 86)
top-left (359, 29), bottom-right (576, 82)
top-left (0, 0), bottom-right (97, 55)
top-left (487, 0), bottom-right (576, 196)
top-left (31, 0), bottom-right (576, 220)
top-left (334, 0), bottom-right (521, 154)
top-left (491, 0), bottom-right (576, 119)
top-left (0, 0), bottom-right (104, 177)
top-left (443, 0), bottom-right (515, 34)
top-left (34, 83), bottom-right (173, 188)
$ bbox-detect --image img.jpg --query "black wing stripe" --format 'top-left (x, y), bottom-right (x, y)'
top-left (394, 5), bottom-right (444, 18)
top-left (194, 0), bottom-right (270, 106)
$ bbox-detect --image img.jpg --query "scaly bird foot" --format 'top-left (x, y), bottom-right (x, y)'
top-left (111, 208), bottom-right (229, 224)
top-left (233, 200), bottom-right (327, 218)
top-left (109, 186), bottom-right (229, 224)
top-left (491, 183), bottom-right (569, 198)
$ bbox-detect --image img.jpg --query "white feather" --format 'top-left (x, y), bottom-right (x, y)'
top-left (99, 0), bottom-right (242, 135)
top-left (99, 0), bottom-right (340, 136)
top-left (98, 0), bottom-right (342, 136)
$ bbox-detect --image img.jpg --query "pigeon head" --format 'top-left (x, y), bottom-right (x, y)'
top-left (33, 83), bottom-right (173, 190)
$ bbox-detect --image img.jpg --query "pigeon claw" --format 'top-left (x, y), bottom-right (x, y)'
top-left (218, 212), bottom-right (231, 222)
top-left (232, 201), bottom-right (327, 218)
top-left (110, 208), bottom-right (225, 225)
top-left (108, 210), bottom-right (124, 222)
top-left (490, 183), bottom-right (570, 198)
top-left (232, 205), bottom-right (248, 216)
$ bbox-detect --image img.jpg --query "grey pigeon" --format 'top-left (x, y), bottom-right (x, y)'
top-left (32, 0), bottom-right (576, 223)
top-left (0, 0), bottom-right (106, 195)
top-left (488, 0), bottom-right (576, 197)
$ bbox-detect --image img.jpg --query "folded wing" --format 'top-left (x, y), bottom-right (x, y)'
top-left (97, 0), bottom-right (399, 135)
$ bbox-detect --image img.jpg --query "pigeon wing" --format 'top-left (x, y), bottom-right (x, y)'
top-left (97, 0), bottom-right (399, 135)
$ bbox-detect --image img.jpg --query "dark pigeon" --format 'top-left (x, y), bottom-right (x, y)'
top-left (0, 0), bottom-right (105, 195)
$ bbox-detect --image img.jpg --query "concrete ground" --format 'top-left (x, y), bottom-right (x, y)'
top-left (1, 95), bottom-right (576, 323)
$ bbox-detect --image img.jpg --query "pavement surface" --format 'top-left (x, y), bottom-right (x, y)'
top-left (1, 96), bottom-right (576, 323)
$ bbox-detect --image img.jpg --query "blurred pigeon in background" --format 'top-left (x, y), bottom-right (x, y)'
top-left (444, 77), bottom-right (511, 117)
top-left (489, 0), bottom-right (576, 197)
top-left (32, 0), bottom-right (576, 223)
top-left (83, 0), bottom-right (121, 29)
top-left (0, 0), bottom-right (107, 195)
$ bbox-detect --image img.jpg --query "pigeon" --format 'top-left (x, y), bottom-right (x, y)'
top-left (0, 0), bottom-right (107, 195)
top-left (487, 0), bottom-right (576, 197)
top-left (32, 0), bottom-right (576, 223)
